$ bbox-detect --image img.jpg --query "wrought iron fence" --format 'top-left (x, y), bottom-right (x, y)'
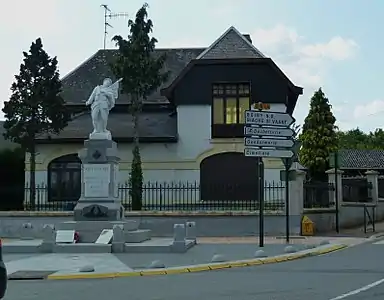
top-left (20, 181), bottom-right (286, 212)
top-left (342, 176), bottom-right (372, 203)
top-left (303, 181), bottom-right (335, 208)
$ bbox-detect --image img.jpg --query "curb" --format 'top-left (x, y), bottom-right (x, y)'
top-left (47, 244), bottom-right (347, 280)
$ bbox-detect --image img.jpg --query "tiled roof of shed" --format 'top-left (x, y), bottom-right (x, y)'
top-left (338, 149), bottom-right (384, 169)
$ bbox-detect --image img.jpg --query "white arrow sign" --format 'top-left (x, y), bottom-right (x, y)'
top-left (245, 111), bottom-right (295, 127)
top-left (244, 126), bottom-right (295, 138)
top-left (244, 148), bottom-right (294, 158)
top-left (244, 137), bottom-right (294, 148)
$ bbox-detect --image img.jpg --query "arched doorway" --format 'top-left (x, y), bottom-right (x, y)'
top-left (47, 154), bottom-right (81, 202)
top-left (200, 152), bottom-right (263, 201)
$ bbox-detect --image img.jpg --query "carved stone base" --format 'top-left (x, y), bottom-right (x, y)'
top-left (74, 139), bottom-right (122, 222)
top-left (89, 130), bottom-right (112, 140)
top-left (74, 202), bottom-right (124, 221)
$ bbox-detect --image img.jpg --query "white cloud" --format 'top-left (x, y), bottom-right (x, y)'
top-left (353, 100), bottom-right (384, 118)
top-left (251, 24), bottom-right (359, 89)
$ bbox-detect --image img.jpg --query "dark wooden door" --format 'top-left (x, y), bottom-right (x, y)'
top-left (200, 152), bottom-right (262, 201)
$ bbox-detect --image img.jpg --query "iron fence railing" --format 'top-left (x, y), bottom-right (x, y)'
top-left (303, 181), bottom-right (335, 208)
top-left (18, 181), bottom-right (286, 212)
top-left (342, 176), bottom-right (372, 203)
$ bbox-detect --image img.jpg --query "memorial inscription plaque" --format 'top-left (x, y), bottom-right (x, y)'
top-left (83, 164), bottom-right (111, 198)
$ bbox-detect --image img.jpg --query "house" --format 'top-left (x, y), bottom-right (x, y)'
top-left (26, 26), bottom-right (303, 203)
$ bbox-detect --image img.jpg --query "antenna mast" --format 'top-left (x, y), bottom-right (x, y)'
top-left (100, 4), bottom-right (129, 49)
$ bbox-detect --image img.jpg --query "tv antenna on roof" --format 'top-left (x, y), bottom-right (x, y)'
top-left (100, 4), bottom-right (129, 49)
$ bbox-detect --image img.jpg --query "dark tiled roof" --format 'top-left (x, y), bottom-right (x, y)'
top-left (61, 48), bottom-right (205, 104)
top-left (36, 112), bottom-right (177, 141)
top-left (338, 149), bottom-right (384, 169)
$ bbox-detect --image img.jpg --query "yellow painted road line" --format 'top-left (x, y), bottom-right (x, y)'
top-left (47, 244), bottom-right (349, 280)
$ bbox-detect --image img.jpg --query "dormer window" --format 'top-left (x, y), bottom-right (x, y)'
top-left (212, 83), bottom-right (250, 138)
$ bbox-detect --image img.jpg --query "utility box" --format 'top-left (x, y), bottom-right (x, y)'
top-left (301, 215), bottom-right (315, 236)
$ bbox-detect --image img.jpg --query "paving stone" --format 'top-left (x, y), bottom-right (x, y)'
top-left (8, 270), bottom-right (55, 280)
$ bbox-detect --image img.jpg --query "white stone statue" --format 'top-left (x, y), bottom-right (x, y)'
top-left (86, 78), bottom-right (122, 140)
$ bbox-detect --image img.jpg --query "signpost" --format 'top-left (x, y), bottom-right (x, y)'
top-left (244, 106), bottom-right (296, 246)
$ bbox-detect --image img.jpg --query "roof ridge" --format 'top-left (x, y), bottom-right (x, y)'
top-left (196, 26), bottom-right (265, 60)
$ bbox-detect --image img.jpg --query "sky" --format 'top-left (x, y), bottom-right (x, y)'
top-left (0, 0), bottom-right (382, 132)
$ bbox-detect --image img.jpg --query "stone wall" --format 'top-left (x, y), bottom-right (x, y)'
top-left (0, 211), bottom-right (301, 238)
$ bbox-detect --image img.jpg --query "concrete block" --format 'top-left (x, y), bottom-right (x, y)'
top-left (211, 254), bottom-right (226, 263)
top-left (254, 249), bottom-right (268, 258)
top-left (56, 221), bottom-right (139, 243)
top-left (79, 265), bottom-right (95, 272)
top-left (148, 260), bottom-right (165, 269)
top-left (124, 229), bottom-right (151, 243)
top-left (20, 222), bottom-right (34, 240)
top-left (40, 224), bottom-right (56, 253)
top-left (112, 224), bottom-right (125, 253)
top-left (284, 245), bottom-right (297, 253)
top-left (186, 221), bottom-right (197, 243)
top-left (319, 240), bottom-right (330, 246)
top-left (171, 224), bottom-right (186, 253)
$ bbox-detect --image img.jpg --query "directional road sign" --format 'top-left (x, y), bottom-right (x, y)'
top-left (244, 126), bottom-right (295, 138)
top-left (244, 148), bottom-right (294, 158)
top-left (245, 111), bottom-right (295, 127)
top-left (244, 137), bottom-right (294, 148)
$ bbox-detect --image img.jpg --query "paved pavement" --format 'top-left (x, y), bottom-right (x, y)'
top-left (3, 236), bottom-right (384, 299)
top-left (2, 236), bottom-right (365, 277)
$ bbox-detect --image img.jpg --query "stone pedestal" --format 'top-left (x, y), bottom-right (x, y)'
top-left (74, 139), bottom-right (124, 221)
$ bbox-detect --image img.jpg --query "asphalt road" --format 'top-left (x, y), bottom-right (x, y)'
top-left (4, 239), bottom-right (384, 300)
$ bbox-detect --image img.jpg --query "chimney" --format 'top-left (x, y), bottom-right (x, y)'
top-left (243, 34), bottom-right (252, 44)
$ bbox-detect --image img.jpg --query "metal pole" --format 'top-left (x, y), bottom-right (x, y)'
top-left (259, 157), bottom-right (264, 247)
top-left (334, 152), bottom-right (339, 233)
top-left (285, 161), bottom-right (290, 243)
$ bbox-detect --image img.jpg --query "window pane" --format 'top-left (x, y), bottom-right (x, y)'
top-left (225, 85), bottom-right (237, 95)
top-left (226, 98), bottom-right (237, 124)
top-left (239, 97), bottom-right (250, 123)
top-left (213, 97), bottom-right (224, 124)
top-left (239, 84), bottom-right (250, 95)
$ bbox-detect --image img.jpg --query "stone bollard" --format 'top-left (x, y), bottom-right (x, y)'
top-left (20, 222), bottom-right (34, 240)
top-left (40, 224), bottom-right (56, 253)
top-left (171, 224), bottom-right (186, 253)
top-left (186, 221), bottom-right (197, 243)
top-left (112, 224), bottom-right (125, 253)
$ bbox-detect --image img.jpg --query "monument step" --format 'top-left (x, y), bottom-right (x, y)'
top-left (54, 243), bottom-right (111, 254)
top-left (125, 229), bottom-right (151, 243)
top-left (56, 220), bottom-right (139, 232)
top-left (124, 238), bottom-right (196, 253)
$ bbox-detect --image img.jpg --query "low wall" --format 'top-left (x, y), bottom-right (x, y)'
top-left (0, 211), bottom-right (301, 238)
top-left (303, 200), bottom-right (384, 233)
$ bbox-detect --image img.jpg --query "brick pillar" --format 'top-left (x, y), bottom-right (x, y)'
top-left (288, 169), bottom-right (306, 216)
top-left (326, 168), bottom-right (344, 207)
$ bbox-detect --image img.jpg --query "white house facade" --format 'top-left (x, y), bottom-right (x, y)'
top-left (25, 26), bottom-right (303, 206)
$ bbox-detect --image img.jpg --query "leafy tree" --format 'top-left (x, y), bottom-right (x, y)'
top-left (0, 147), bottom-right (25, 210)
top-left (2, 38), bottom-right (70, 208)
top-left (299, 88), bottom-right (338, 180)
top-left (337, 128), bottom-right (384, 150)
top-left (112, 3), bottom-right (169, 210)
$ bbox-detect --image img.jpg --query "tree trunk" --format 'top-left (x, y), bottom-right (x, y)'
top-left (29, 141), bottom-right (36, 210)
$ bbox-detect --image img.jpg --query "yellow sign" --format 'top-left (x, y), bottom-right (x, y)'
top-left (301, 215), bottom-right (314, 236)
